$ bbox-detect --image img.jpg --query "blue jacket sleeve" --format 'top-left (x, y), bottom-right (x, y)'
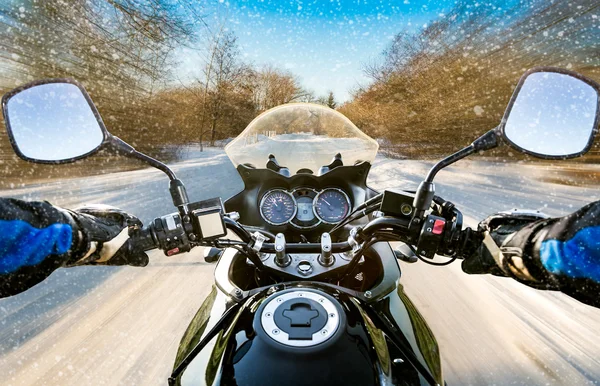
top-left (0, 198), bottom-right (78, 297)
top-left (540, 226), bottom-right (600, 284)
top-left (509, 201), bottom-right (600, 308)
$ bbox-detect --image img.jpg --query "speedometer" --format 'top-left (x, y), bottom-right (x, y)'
top-left (260, 189), bottom-right (297, 225)
top-left (314, 188), bottom-right (351, 224)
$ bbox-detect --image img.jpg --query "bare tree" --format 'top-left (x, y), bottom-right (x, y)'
top-left (205, 32), bottom-right (253, 145)
top-left (0, 0), bottom-right (198, 141)
top-left (342, 0), bottom-right (600, 158)
top-left (250, 65), bottom-right (311, 111)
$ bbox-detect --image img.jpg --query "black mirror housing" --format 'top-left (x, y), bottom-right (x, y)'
top-left (2, 77), bottom-right (188, 209)
top-left (499, 67), bottom-right (600, 160)
top-left (2, 78), bottom-right (110, 164)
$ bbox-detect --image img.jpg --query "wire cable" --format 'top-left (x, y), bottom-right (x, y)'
top-left (330, 201), bottom-right (382, 235)
top-left (406, 243), bottom-right (457, 266)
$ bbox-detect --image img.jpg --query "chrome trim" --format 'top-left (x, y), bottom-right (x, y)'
top-left (251, 232), bottom-right (267, 252)
top-left (290, 187), bottom-right (321, 229)
top-left (318, 232), bottom-right (334, 266)
top-left (214, 248), bottom-right (244, 301)
top-left (297, 260), bottom-right (313, 275)
top-left (259, 188), bottom-right (297, 226)
top-left (313, 188), bottom-right (352, 224)
top-left (274, 233), bottom-right (291, 267)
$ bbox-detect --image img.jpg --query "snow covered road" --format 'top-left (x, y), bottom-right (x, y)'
top-left (1, 150), bottom-right (600, 385)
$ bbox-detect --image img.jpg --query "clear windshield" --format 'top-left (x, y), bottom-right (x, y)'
top-left (225, 103), bottom-right (379, 174)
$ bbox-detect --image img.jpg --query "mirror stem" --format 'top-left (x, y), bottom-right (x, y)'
top-left (424, 128), bottom-right (498, 183)
top-left (423, 145), bottom-right (475, 184)
top-left (108, 136), bottom-right (190, 210)
top-left (413, 128), bottom-right (499, 217)
top-left (412, 145), bottom-right (475, 218)
top-left (108, 136), bottom-right (178, 180)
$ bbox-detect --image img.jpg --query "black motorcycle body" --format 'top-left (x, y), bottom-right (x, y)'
top-left (173, 267), bottom-right (443, 386)
top-left (170, 162), bottom-right (444, 386)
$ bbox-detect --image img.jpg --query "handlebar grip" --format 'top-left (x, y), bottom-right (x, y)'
top-left (108, 226), bottom-right (157, 267)
top-left (454, 227), bottom-right (484, 259)
top-left (128, 225), bottom-right (159, 253)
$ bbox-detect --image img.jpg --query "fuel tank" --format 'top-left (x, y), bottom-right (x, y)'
top-left (171, 283), bottom-right (442, 386)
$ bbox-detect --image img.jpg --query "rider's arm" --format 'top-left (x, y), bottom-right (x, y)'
top-left (0, 198), bottom-right (148, 298)
top-left (463, 201), bottom-right (600, 308)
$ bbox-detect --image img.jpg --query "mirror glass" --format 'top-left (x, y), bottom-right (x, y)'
top-left (5, 82), bottom-right (105, 162)
top-left (503, 72), bottom-right (598, 157)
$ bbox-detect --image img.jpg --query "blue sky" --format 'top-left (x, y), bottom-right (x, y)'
top-left (177, 0), bottom-right (453, 102)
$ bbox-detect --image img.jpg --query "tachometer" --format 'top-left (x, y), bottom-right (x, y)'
top-left (260, 189), bottom-right (297, 225)
top-left (314, 188), bottom-right (351, 224)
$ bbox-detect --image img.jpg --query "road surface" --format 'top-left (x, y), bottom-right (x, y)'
top-left (1, 150), bottom-right (600, 385)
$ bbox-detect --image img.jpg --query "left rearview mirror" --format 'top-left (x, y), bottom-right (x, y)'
top-left (500, 68), bottom-right (600, 159)
top-left (2, 79), bottom-right (108, 163)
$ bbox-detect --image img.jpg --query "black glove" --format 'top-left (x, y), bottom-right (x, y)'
top-left (0, 199), bottom-right (149, 298)
top-left (461, 210), bottom-right (550, 277)
top-left (67, 204), bottom-right (149, 267)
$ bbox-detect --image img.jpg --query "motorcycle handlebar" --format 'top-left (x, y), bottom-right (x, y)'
top-left (221, 217), bottom-right (354, 253)
top-left (127, 202), bottom-right (473, 260)
top-left (257, 242), bottom-right (353, 254)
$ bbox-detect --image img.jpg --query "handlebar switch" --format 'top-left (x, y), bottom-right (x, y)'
top-left (415, 215), bottom-right (446, 258)
top-left (154, 213), bottom-right (191, 256)
top-left (432, 219), bottom-right (445, 234)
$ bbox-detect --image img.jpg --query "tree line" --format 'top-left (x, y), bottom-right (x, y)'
top-left (0, 1), bottom-right (335, 155)
top-left (2, 0), bottom-right (598, 181)
top-left (340, 0), bottom-right (600, 159)
top-left (0, 0), bottom-right (342, 183)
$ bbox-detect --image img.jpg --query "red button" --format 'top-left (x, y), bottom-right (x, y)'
top-left (432, 219), bottom-right (445, 235)
top-left (167, 247), bottom-right (180, 256)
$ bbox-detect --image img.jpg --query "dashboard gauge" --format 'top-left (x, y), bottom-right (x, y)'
top-left (260, 189), bottom-right (297, 225)
top-left (291, 188), bottom-right (320, 229)
top-left (314, 188), bottom-right (351, 224)
top-left (296, 196), bottom-right (315, 221)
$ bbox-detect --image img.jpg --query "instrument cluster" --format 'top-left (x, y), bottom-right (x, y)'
top-left (259, 187), bottom-right (351, 229)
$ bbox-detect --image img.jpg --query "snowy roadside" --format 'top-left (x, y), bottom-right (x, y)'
top-left (3, 144), bottom-right (600, 192)
top-left (1, 148), bottom-right (600, 386)
top-left (1, 148), bottom-right (598, 226)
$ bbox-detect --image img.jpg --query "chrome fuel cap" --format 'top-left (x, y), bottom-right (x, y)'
top-left (261, 290), bottom-right (341, 347)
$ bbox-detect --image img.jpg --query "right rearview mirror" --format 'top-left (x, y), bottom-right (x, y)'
top-left (501, 68), bottom-right (600, 159)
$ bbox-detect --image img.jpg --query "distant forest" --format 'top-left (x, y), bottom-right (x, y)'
top-left (340, 0), bottom-right (600, 158)
top-left (0, 1), bottom-right (324, 152)
top-left (1, 0), bottom-right (599, 183)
